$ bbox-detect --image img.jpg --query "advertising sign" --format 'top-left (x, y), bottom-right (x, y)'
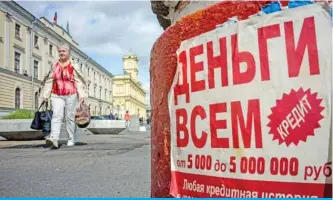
top-left (168, 3), bottom-right (332, 198)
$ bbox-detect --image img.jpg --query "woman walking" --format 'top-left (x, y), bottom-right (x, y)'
top-left (39, 42), bottom-right (87, 149)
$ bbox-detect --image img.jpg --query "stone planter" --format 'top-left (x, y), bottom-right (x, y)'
top-left (0, 119), bottom-right (45, 141)
top-left (86, 120), bottom-right (126, 135)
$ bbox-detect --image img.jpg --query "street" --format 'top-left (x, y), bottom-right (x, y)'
top-left (0, 128), bottom-right (151, 197)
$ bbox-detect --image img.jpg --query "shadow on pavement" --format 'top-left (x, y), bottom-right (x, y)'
top-left (1, 141), bottom-right (88, 149)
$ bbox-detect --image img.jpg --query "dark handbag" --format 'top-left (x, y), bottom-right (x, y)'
top-left (31, 102), bottom-right (45, 130)
top-left (30, 102), bottom-right (53, 136)
top-left (40, 104), bottom-right (53, 136)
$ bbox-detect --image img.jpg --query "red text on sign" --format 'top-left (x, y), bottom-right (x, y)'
top-left (174, 16), bottom-right (319, 106)
top-left (270, 157), bottom-right (299, 176)
top-left (186, 154), bottom-right (213, 171)
top-left (228, 156), bottom-right (299, 176)
top-left (278, 94), bottom-right (311, 140)
top-left (304, 162), bottom-right (332, 181)
top-left (240, 156), bottom-right (265, 175)
top-left (175, 99), bottom-right (262, 149)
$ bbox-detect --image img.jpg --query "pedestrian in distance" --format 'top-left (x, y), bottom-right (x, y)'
top-left (39, 42), bottom-right (87, 149)
top-left (109, 112), bottom-right (114, 120)
top-left (124, 111), bottom-right (131, 127)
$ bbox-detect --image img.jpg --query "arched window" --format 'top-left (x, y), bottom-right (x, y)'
top-left (15, 88), bottom-right (21, 109)
top-left (35, 92), bottom-right (39, 110)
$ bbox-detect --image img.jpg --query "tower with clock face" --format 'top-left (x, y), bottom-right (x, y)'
top-left (123, 50), bottom-right (139, 82)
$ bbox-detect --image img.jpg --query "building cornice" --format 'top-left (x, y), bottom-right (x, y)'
top-left (1, 1), bottom-right (114, 79)
top-left (13, 43), bottom-right (25, 53)
top-left (39, 16), bottom-right (79, 45)
top-left (113, 95), bottom-right (146, 107)
top-left (0, 67), bottom-right (41, 84)
top-left (128, 96), bottom-right (146, 107)
top-left (32, 53), bottom-right (42, 60)
top-left (88, 96), bottom-right (112, 105)
top-left (3, 1), bottom-right (35, 22)
top-left (131, 79), bottom-right (146, 94)
top-left (113, 75), bottom-right (146, 94)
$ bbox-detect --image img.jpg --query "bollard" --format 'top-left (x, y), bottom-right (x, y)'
top-left (150, 1), bottom-right (274, 197)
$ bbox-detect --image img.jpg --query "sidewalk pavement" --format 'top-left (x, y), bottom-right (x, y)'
top-left (0, 127), bottom-right (151, 197)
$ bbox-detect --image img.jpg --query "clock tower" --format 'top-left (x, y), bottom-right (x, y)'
top-left (123, 50), bottom-right (139, 82)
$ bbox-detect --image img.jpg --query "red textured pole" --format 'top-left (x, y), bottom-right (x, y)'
top-left (150, 1), bottom-right (274, 197)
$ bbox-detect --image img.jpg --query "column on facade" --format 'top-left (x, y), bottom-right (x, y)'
top-left (41, 37), bottom-right (47, 79)
top-left (120, 104), bottom-right (125, 119)
top-left (83, 64), bottom-right (87, 79)
top-left (4, 13), bottom-right (11, 69)
top-left (25, 27), bottom-right (31, 75)
top-left (127, 83), bottom-right (130, 99)
top-left (31, 32), bottom-right (36, 79)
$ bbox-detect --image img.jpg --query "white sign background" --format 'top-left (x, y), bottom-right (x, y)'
top-left (169, 3), bottom-right (332, 186)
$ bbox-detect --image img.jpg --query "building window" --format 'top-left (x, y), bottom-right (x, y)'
top-left (49, 44), bottom-right (53, 56)
top-left (99, 75), bottom-right (101, 83)
top-left (34, 35), bottom-right (39, 48)
top-left (15, 23), bottom-right (20, 39)
top-left (88, 68), bottom-right (90, 76)
top-left (105, 89), bottom-right (107, 100)
top-left (14, 52), bottom-right (20, 73)
top-left (34, 60), bottom-right (38, 79)
top-left (94, 86), bottom-right (96, 97)
top-left (80, 63), bottom-right (83, 71)
top-left (87, 84), bottom-right (90, 96)
top-left (100, 88), bottom-right (102, 99)
top-left (35, 92), bottom-right (39, 110)
top-left (15, 88), bottom-right (21, 109)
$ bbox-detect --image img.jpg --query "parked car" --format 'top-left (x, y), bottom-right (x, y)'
top-left (101, 115), bottom-right (115, 120)
top-left (91, 116), bottom-right (107, 120)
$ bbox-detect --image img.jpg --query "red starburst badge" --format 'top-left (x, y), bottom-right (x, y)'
top-left (267, 88), bottom-right (324, 146)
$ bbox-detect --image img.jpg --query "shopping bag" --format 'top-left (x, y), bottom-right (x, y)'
top-left (75, 103), bottom-right (91, 128)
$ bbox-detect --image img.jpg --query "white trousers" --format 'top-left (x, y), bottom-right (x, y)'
top-left (50, 94), bottom-right (78, 142)
top-left (125, 120), bottom-right (130, 127)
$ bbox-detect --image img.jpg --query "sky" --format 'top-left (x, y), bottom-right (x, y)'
top-left (16, 0), bottom-right (164, 105)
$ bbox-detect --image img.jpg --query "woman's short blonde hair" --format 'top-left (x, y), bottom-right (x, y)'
top-left (57, 42), bottom-right (71, 52)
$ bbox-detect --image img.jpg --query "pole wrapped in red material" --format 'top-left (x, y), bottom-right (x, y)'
top-left (150, 1), bottom-right (277, 197)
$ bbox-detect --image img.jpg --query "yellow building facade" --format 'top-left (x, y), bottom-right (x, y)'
top-left (113, 53), bottom-right (146, 119)
top-left (0, 1), bottom-right (114, 116)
